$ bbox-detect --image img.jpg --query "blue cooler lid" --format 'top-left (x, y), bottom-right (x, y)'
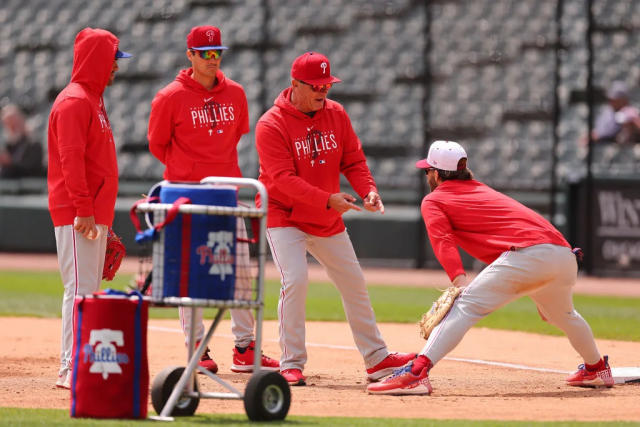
top-left (159, 183), bottom-right (237, 207)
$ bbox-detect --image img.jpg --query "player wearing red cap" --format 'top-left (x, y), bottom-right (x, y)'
top-left (255, 51), bottom-right (416, 386)
top-left (148, 25), bottom-right (278, 374)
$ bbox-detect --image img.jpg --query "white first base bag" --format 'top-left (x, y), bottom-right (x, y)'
top-left (70, 290), bottom-right (149, 419)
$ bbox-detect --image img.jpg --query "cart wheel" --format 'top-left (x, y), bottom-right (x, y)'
top-left (243, 370), bottom-right (291, 421)
top-left (151, 366), bottom-right (200, 417)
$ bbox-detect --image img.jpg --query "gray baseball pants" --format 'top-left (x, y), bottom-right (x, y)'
top-left (422, 244), bottom-right (602, 366)
top-left (267, 227), bottom-right (389, 371)
top-left (55, 224), bottom-right (108, 375)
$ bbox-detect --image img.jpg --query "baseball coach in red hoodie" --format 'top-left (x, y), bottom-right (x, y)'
top-left (47, 27), bottom-right (131, 389)
top-left (255, 52), bottom-right (416, 386)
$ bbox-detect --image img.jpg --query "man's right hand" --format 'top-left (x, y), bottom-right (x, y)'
top-left (74, 216), bottom-right (100, 240)
top-left (327, 192), bottom-right (362, 214)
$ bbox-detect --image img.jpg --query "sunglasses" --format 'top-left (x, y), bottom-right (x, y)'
top-left (190, 49), bottom-right (223, 60)
top-left (299, 80), bottom-right (333, 92)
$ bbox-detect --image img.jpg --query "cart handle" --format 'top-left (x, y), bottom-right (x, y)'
top-left (130, 196), bottom-right (191, 243)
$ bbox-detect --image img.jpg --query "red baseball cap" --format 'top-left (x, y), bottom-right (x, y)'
top-left (187, 25), bottom-right (228, 50)
top-left (291, 52), bottom-right (341, 85)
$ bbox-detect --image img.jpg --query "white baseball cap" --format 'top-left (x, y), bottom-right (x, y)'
top-left (415, 140), bottom-right (467, 172)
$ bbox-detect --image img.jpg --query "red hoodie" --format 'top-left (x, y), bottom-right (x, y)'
top-left (421, 179), bottom-right (570, 280)
top-left (256, 88), bottom-right (377, 236)
top-left (148, 68), bottom-right (249, 181)
top-left (47, 28), bottom-right (120, 227)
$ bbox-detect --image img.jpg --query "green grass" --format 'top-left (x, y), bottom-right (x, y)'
top-left (0, 271), bottom-right (639, 341)
top-left (1, 408), bottom-right (638, 426)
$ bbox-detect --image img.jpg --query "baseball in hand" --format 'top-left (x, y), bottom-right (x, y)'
top-left (74, 217), bottom-right (100, 240)
top-left (364, 192), bottom-right (385, 214)
top-left (88, 227), bottom-right (101, 240)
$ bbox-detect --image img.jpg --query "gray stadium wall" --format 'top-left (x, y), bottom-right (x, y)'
top-left (0, 196), bottom-right (444, 268)
top-left (9, 185), bottom-right (635, 276)
top-left (0, 190), bottom-right (566, 272)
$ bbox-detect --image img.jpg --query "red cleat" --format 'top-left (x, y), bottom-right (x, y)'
top-left (198, 347), bottom-right (219, 374)
top-left (231, 341), bottom-right (280, 373)
top-left (280, 368), bottom-right (306, 386)
top-left (566, 355), bottom-right (614, 388)
top-left (367, 363), bottom-right (432, 395)
top-left (366, 352), bottom-right (416, 381)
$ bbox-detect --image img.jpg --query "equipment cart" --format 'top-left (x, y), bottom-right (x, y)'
top-left (132, 177), bottom-right (290, 422)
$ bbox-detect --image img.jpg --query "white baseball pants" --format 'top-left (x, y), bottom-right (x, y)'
top-left (179, 218), bottom-right (255, 348)
top-left (55, 224), bottom-right (108, 375)
top-left (422, 244), bottom-right (602, 366)
top-left (267, 227), bottom-right (389, 371)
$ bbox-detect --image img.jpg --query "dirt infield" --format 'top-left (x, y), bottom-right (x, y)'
top-left (1, 317), bottom-right (639, 421)
top-left (1, 253), bottom-right (640, 421)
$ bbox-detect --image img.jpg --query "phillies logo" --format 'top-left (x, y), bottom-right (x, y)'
top-left (206, 30), bottom-right (215, 42)
top-left (83, 329), bottom-right (129, 379)
top-left (196, 231), bottom-right (234, 280)
top-left (320, 62), bottom-right (327, 74)
top-left (97, 110), bottom-right (109, 131)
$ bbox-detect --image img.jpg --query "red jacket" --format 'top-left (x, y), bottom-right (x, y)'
top-left (47, 28), bottom-right (120, 227)
top-left (256, 88), bottom-right (377, 236)
top-left (148, 69), bottom-right (249, 181)
top-left (421, 179), bottom-right (570, 280)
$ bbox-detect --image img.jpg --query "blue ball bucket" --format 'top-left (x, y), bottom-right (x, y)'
top-left (159, 183), bottom-right (237, 300)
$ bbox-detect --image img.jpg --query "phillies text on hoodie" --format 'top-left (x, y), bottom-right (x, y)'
top-left (256, 88), bottom-right (377, 237)
top-left (148, 68), bottom-right (249, 181)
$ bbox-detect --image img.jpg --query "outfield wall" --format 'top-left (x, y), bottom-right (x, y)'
top-left (0, 196), bottom-right (453, 269)
top-left (7, 185), bottom-right (638, 277)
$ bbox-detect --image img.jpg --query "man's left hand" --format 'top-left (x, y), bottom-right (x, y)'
top-left (363, 191), bottom-right (385, 214)
top-left (452, 274), bottom-right (469, 288)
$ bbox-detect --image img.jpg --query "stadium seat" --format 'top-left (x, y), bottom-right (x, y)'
top-left (0, 0), bottom-right (636, 200)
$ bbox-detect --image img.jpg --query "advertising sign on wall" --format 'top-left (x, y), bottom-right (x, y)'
top-left (569, 179), bottom-right (640, 277)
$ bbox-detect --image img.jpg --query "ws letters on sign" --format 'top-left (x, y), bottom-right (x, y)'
top-left (595, 187), bottom-right (640, 271)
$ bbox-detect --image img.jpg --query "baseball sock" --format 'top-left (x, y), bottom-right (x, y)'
top-left (236, 345), bottom-right (248, 354)
top-left (411, 355), bottom-right (432, 375)
top-left (585, 358), bottom-right (604, 372)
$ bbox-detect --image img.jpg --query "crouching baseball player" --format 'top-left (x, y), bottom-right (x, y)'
top-left (367, 140), bottom-right (613, 395)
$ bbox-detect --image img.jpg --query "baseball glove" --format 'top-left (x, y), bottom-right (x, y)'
top-left (419, 286), bottom-right (462, 340)
top-left (103, 228), bottom-right (126, 281)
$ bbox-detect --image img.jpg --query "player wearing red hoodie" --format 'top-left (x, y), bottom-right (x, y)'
top-left (148, 26), bottom-right (278, 374)
top-left (255, 52), bottom-right (415, 386)
top-left (47, 27), bottom-right (131, 389)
